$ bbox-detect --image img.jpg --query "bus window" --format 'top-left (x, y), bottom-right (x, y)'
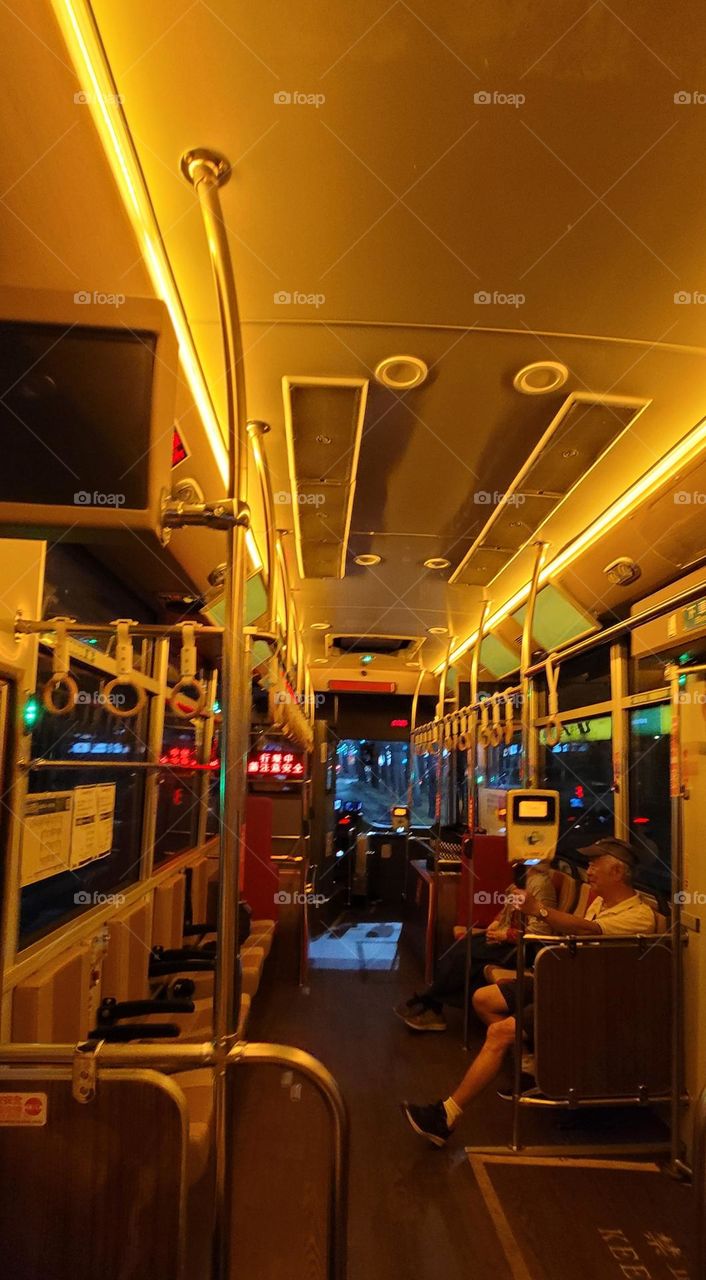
top-left (154, 710), bottom-right (203, 864)
top-left (19, 656), bottom-right (146, 947)
top-left (629, 704), bottom-right (671, 893)
top-left (541, 715), bottom-right (613, 862)
top-left (335, 739), bottom-right (432, 828)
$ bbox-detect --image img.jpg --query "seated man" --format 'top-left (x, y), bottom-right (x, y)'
top-left (395, 860), bottom-right (556, 1032)
top-left (401, 837), bottom-right (655, 1145)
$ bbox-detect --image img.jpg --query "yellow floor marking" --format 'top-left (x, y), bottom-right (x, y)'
top-left (468, 1153), bottom-right (662, 1280)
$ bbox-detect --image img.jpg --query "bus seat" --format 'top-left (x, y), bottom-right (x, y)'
top-left (102, 898), bottom-right (152, 1002)
top-left (551, 869), bottom-right (578, 913)
top-left (456, 834), bottom-right (509, 930)
top-left (237, 994), bottom-right (252, 1038)
top-left (532, 937), bottom-right (672, 1100)
top-left (153, 873), bottom-right (187, 950)
top-left (250, 919), bottom-right (275, 956)
top-left (187, 856), bottom-right (210, 925)
top-left (0, 1067), bottom-right (187, 1279)
top-left (12, 945), bottom-right (96, 1043)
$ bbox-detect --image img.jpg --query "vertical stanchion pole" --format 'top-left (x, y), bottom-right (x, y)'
top-left (520, 543), bottom-right (547, 787)
top-left (405, 668), bottom-right (426, 902)
top-left (463, 602), bottom-right (489, 1050)
top-left (667, 663), bottom-right (685, 1174)
top-left (181, 147), bottom-right (250, 1280)
top-left (430, 641), bottom-right (453, 983)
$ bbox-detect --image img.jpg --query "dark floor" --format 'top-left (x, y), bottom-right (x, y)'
top-left (246, 905), bottom-right (684, 1280)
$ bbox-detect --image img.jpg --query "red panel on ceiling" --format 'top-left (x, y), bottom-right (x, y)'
top-left (327, 680), bottom-right (397, 693)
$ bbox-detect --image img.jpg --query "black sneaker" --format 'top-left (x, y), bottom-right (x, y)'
top-left (401, 1100), bottom-right (451, 1147)
top-left (496, 1073), bottom-right (537, 1101)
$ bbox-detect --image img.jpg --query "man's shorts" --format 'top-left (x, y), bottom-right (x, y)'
top-left (497, 977), bottom-right (535, 1045)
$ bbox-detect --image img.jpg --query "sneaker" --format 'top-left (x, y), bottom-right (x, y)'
top-left (401, 1100), bottom-right (451, 1147)
top-left (398, 1007), bottom-right (447, 1033)
top-left (496, 1073), bottom-right (537, 1101)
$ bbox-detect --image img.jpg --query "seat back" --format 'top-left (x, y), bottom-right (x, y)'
top-left (0, 1068), bottom-right (187, 1279)
top-left (551, 869), bottom-right (578, 913)
top-left (533, 938), bottom-right (672, 1100)
top-left (572, 882), bottom-right (596, 918)
top-left (457, 834), bottom-right (511, 929)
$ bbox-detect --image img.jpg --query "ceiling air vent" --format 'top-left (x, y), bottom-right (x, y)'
top-left (327, 634), bottom-right (423, 659)
top-left (451, 392), bottom-right (650, 587)
top-left (283, 375), bottom-right (368, 579)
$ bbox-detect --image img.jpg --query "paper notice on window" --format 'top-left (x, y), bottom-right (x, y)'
top-left (20, 792), bottom-right (73, 886)
top-left (71, 785), bottom-right (98, 866)
top-left (95, 783), bottom-right (116, 857)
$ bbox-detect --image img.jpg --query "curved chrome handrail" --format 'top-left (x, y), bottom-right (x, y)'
top-left (231, 1042), bottom-right (349, 1280)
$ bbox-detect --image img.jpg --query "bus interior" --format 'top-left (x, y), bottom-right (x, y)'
top-left (1, 3), bottom-right (706, 1278)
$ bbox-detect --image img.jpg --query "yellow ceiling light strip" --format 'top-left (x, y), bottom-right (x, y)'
top-left (438, 417), bottom-right (706, 674)
top-left (52, 1), bottom-right (262, 569)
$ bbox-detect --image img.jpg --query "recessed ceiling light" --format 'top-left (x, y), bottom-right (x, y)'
top-left (354, 553), bottom-right (381, 566)
top-left (424, 557), bottom-right (451, 570)
top-left (513, 361), bottom-right (569, 396)
top-left (361, 654), bottom-right (374, 665)
top-left (310, 622), bottom-right (330, 630)
top-left (562, 448), bottom-right (578, 458)
top-left (316, 434), bottom-right (332, 445)
top-left (314, 657), bottom-right (328, 664)
top-left (428, 626), bottom-right (449, 635)
top-left (374, 355), bottom-right (428, 391)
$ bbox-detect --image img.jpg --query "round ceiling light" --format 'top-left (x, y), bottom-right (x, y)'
top-left (428, 626), bottom-right (449, 635)
top-left (314, 657), bottom-right (328, 664)
top-left (354, 553), bottom-right (381, 566)
top-left (513, 361), bottom-right (569, 396)
top-left (423, 557), bottom-right (451, 570)
top-left (374, 355), bottom-right (428, 391)
top-left (310, 621), bottom-right (330, 631)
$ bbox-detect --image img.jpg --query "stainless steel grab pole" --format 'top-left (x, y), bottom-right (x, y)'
top-left (520, 542), bottom-right (547, 787)
top-left (463, 600), bottom-right (489, 1050)
top-left (181, 145), bottom-right (249, 1280)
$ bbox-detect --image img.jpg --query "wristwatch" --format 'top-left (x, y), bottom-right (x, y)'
top-left (538, 905), bottom-right (550, 920)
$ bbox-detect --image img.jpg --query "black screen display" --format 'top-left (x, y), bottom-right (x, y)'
top-left (0, 321), bottom-right (157, 510)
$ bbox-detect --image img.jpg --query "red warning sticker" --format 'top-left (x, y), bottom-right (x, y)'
top-left (0, 1092), bottom-right (47, 1126)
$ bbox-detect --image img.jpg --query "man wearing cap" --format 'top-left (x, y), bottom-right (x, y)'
top-left (401, 837), bottom-right (655, 1146)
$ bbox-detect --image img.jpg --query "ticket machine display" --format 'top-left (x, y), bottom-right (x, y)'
top-left (506, 789), bottom-right (560, 864)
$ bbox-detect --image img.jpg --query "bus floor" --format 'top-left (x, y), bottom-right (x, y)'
top-left (241, 905), bottom-right (693, 1280)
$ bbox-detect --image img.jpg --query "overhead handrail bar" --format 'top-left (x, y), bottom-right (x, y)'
top-left (247, 419), bottom-right (278, 632)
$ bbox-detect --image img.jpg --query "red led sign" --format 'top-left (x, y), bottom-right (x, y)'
top-left (328, 680), bottom-right (397, 693)
top-left (247, 750), bottom-right (304, 777)
top-left (171, 427), bottom-right (189, 468)
top-left (159, 745), bottom-right (219, 771)
top-left (390, 718), bottom-right (409, 728)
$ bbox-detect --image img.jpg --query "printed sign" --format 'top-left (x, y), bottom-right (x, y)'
top-left (0, 1093), bottom-right (47, 1126)
top-left (20, 792), bottom-right (73, 886)
top-left (683, 598), bottom-right (706, 632)
top-left (71, 784), bottom-right (116, 868)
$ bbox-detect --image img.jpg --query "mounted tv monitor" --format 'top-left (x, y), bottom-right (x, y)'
top-left (0, 287), bottom-right (178, 538)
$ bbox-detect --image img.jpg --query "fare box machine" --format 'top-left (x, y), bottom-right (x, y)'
top-left (506, 789), bottom-right (560, 871)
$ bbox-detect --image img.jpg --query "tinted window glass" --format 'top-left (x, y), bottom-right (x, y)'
top-left (542, 715), bottom-right (614, 859)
